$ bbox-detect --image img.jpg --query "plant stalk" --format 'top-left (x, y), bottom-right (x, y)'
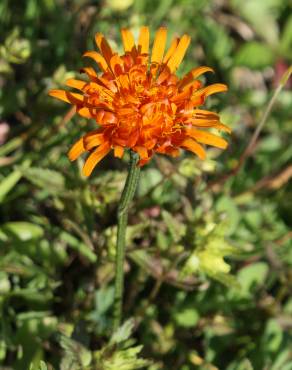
top-left (113, 150), bottom-right (140, 331)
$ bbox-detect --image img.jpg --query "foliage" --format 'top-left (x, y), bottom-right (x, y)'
top-left (0, 0), bottom-right (291, 369)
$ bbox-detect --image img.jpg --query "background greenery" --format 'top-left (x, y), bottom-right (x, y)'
top-left (0, 0), bottom-right (291, 369)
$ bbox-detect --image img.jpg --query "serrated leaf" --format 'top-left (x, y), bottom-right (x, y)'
top-left (181, 217), bottom-right (239, 287)
top-left (95, 344), bottom-right (152, 370)
top-left (111, 319), bottom-right (135, 345)
top-left (60, 335), bottom-right (92, 370)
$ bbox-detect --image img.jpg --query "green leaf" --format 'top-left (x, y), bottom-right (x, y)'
top-left (108, 0), bottom-right (134, 11)
top-left (235, 42), bottom-right (275, 69)
top-left (29, 361), bottom-right (48, 370)
top-left (216, 196), bottom-right (240, 235)
top-left (237, 262), bottom-right (269, 296)
top-left (272, 348), bottom-right (292, 370)
top-left (258, 135), bottom-right (282, 152)
top-left (21, 167), bottom-right (65, 194)
top-left (280, 15), bottom-right (292, 58)
top-left (93, 319), bottom-right (153, 369)
top-left (0, 340), bottom-right (7, 361)
top-left (111, 319), bottom-right (135, 345)
top-left (244, 210), bottom-right (263, 230)
top-left (0, 271), bottom-right (11, 293)
top-left (138, 168), bottom-right (162, 197)
top-left (59, 231), bottom-right (97, 263)
top-left (230, 358), bottom-right (254, 370)
top-left (95, 286), bottom-right (115, 316)
top-left (0, 137), bottom-right (22, 156)
top-left (262, 319), bottom-right (283, 353)
top-left (174, 308), bottom-right (199, 328)
top-left (162, 210), bottom-right (185, 242)
top-left (0, 169), bottom-right (22, 203)
top-left (0, 221), bottom-right (44, 241)
top-left (60, 335), bottom-right (92, 370)
top-left (96, 345), bottom-right (151, 370)
top-left (181, 217), bottom-right (239, 288)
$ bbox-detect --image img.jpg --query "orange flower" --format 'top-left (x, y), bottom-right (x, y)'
top-left (49, 27), bottom-right (230, 176)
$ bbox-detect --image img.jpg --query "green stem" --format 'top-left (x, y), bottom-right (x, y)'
top-left (113, 150), bottom-right (140, 330)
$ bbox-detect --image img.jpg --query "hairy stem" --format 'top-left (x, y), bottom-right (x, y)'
top-left (113, 151), bottom-right (140, 331)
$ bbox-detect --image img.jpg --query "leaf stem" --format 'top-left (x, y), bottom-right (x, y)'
top-left (113, 150), bottom-right (140, 331)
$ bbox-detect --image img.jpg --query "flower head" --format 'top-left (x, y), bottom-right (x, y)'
top-left (49, 27), bottom-right (230, 176)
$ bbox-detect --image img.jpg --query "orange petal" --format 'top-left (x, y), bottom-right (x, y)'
top-left (117, 107), bottom-right (135, 116)
top-left (156, 68), bottom-right (171, 85)
top-left (68, 138), bottom-right (85, 161)
top-left (181, 80), bottom-right (202, 94)
top-left (195, 83), bottom-right (228, 98)
top-left (186, 128), bottom-right (228, 149)
top-left (80, 67), bottom-right (98, 81)
top-left (186, 118), bottom-right (219, 125)
top-left (138, 156), bottom-right (152, 166)
top-left (191, 95), bottom-right (206, 107)
top-left (166, 34), bottom-right (190, 73)
top-left (127, 130), bottom-right (139, 147)
top-left (163, 37), bottom-right (179, 63)
top-left (151, 27), bottom-right (167, 65)
top-left (83, 51), bottom-right (108, 71)
top-left (214, 122), bottom-right (232, 133)
top-left (82, 142), bottom-right (110, 177)
top-left (187, 117), bottom-right (231, 133)
top-left (95, 33), bottom-right (114, 64)
top-left (66, 79), bottom-right (87, 91)
top-left (110, 54), bottom-right (124, 76)
top-left (49, 90), bottom-right (83, 105)
top-left (77, 107), bottom-right (93, 118)
top-left (114, 145), bottom-right (124, 158)
top-left (179, 66), bottom-right (214, 89)
top-left (193, 109), bottom-right (219, 118)
top-left (87, 81), bottom-right (115, 100)
top-left (96, 111), bottom-right (117, 124)
top-left (121, 28), bottom-right (136, 53)
top-left (181, 138), bottom-right (206, 160)
top-left (83, 131), bottom-right (104, 150)
top-left (165, 147), bottom-right (180, 157)
top-left (138, 26), bottom-right (150, 54)
top-left (96, 76), bottom-right (118, 92)
top-left (134, 146), bottom-right (149, 160)
top-left (170, 89), bottom-right (192, 103)
top-left (117, 74), bottom-right (130, 90)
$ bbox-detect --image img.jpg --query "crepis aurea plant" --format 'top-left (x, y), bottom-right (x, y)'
top-left (49, 26), bottom-right (230, 330)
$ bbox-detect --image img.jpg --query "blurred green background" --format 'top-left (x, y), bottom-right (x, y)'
top-left (0, 0), bottom-right (291, 369)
